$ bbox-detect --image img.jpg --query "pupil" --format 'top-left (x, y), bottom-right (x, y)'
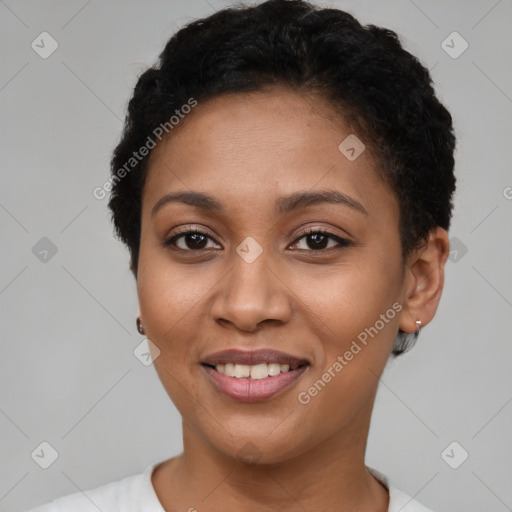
top-left (308, 233), bottom-right (327, 250)
top-left (188, 233), bottom-right (207, 249)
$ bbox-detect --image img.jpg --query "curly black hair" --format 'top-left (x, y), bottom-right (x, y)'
top-left (107, 0), bottom-right (456, 356)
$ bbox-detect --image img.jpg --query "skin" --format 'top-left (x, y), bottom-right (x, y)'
top-left (136, 86), bottom-right (449, 511)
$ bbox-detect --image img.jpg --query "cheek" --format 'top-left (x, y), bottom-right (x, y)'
top-left (137, 259), bottom-right (205, 417)
top-left (299, 255), bottom-right (401, 340)
top-left (136, 242), bottom-right (233, 406)
top-left (137, 240), bottom-right (210, 338)
top-left (290, 271), bottom-right (401, 442)
top-left (136, 249), bottom-right (197, 384)
top-left (294, 250), bottom-right (403, 396)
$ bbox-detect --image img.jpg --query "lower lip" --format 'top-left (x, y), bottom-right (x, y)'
top-left (202, 365), bottom-right (308, 403)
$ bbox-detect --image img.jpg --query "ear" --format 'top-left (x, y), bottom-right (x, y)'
top-left (399, 227), bottom-right (450, 333)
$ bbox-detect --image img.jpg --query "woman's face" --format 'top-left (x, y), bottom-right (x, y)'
top-left (137, 87), bottom-right (411, 464)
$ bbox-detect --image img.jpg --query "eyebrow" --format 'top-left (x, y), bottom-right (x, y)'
top-left (151, 189), bottom-right (368, 217)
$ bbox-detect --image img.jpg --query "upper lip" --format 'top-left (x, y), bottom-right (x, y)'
top-left (202, 349), bottom-right (310, 367)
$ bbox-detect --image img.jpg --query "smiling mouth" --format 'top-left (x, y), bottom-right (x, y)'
top-left (200, 349), bottom-right (310, 402)
top-left (202, 361), bottom-right (307, 379)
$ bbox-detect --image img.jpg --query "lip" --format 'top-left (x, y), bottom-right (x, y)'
top-left (201, 348), bottom-right (309, 367)
top-left (202, 364), bottom-right (309, 403)
top-left (201, 348), bottom-right (310, 403)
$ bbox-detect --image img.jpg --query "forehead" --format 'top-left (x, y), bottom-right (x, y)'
top-left (142, 87), bottom-right (397, 221)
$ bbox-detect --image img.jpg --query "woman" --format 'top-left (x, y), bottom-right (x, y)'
top-left (28, 0), bottom-right (455, 510)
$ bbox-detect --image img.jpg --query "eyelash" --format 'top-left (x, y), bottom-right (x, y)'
top-left (161, 227), bottom-right (351, 253)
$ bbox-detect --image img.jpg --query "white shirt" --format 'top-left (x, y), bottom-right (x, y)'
top-left (26, 463), bottom-right (434, 511)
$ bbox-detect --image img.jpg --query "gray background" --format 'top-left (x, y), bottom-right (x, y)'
top-left (1, 0), bottom-right (511, 510)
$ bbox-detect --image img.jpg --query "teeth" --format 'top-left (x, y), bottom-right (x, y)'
top-left (250, 363), bottom-right (268, 379)
top-left (268, 363), bottom-right (281, 376)
top-left (214, 362), bottom-right (297, 378)
top-left (224, 363), bottom-right (235, 377)
top-left (234, 364), bottom-right (250, 378)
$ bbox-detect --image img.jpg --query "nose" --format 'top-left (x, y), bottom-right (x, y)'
top-left (209, 249), bottom-right (293, 332)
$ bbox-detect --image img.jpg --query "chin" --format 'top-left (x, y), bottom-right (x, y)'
top-left (199, 423), bottom-right (314, 467)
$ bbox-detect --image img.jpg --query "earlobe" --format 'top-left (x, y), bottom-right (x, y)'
top-left (136, 306), bottom-right (145, 335)
top-left (399, 227), bottom-right (450, 333)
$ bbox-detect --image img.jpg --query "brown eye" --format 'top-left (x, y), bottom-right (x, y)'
top-left (163, 229), bottom-right (221, 251)
top-left (292, 230), bottom-right (350, 251)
